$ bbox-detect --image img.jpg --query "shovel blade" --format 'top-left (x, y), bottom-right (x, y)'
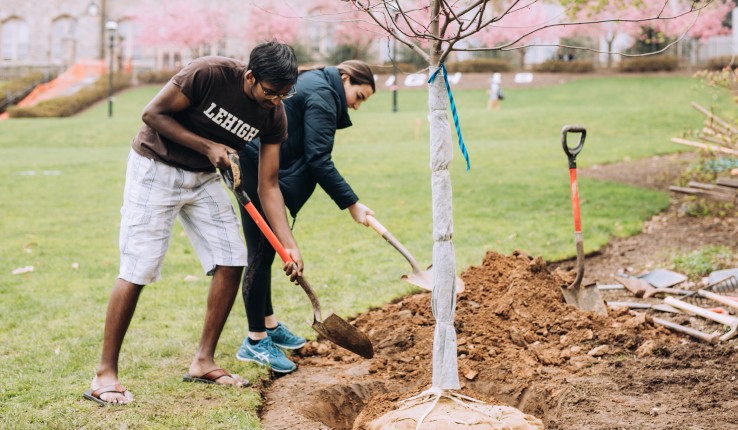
top-left (402, 267), bottom-right (465, 293)
top-left (402, 270), bottom-right (433, 291)
top-left (561, 284), bottom-right (608, 316)
top-left (312, 314), bottom-right (374, 359)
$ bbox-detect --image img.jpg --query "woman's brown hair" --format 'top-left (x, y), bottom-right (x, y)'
top-left (299, 60), bottom-right (375, 93)
top-left (336, 60), bottom-right (375, 93)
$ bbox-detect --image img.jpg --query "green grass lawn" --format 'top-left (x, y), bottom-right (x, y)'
top-left (0, 75), bottom-right (731, 429)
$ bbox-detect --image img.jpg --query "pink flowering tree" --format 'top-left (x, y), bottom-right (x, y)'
top-left (249, 1), bottom-right (301, 45)
top-left (686, 0), bottom-right (735, 41)
top-left (333, 7), bottom-right (383, 61)
top-left (475, 2), bottom-right (563, 68)
top-left (559, 1), bottom-right (650, 67)
top-left (681, 0), bottom-right (734, 62)
top-left (130, 0), bottom-right (226, 58)
top-left (617, 0), bottom-right (734, 56)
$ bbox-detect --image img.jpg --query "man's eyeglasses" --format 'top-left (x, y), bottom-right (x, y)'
top-left (258, 82), bottom-right (296, 100)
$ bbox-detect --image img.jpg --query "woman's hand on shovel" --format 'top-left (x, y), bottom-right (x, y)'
top-left (348, 202), bottom-right (375, 226)
top-left (282, 247), bottom-right (303, 284)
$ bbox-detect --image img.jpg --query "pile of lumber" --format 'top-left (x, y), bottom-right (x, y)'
top-left (670, 101), bottom-right (738, 202)
top-left (670, 177), bottom-right (738, 202)
top-left (672, 101), bottom-right (738, 157)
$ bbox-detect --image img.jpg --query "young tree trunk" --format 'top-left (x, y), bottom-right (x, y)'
top-left (428, 12), bottom-right (460, 389)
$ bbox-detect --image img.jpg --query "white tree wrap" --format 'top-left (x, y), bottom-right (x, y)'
top-left (428, 67), bottom-right (460, 390)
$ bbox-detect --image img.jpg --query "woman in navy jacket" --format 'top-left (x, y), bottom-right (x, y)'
top-left (235, 60), bottom-right (375, 373)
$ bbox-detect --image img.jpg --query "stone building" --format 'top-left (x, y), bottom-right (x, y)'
top-left (0, 0), bottom-right (268, 76)
top-left (1, 0), bottom-right (735, 79)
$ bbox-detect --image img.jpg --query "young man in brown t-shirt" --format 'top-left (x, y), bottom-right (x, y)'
top-left (85, 41), bottom-right (304, 405)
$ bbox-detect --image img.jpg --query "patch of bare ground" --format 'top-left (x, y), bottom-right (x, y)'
top-left (259, 151), bottom-right (738, 430)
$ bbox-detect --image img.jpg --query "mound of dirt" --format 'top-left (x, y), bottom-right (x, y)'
top-left (260, 152), bottom-right (738, 429)
top-left (263, 250), bottom-right (738, 430)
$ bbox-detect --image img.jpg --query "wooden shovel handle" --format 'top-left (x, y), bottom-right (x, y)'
top-left (664, 297), bottom-right (738, 342)
top-left (664, 297), bottom-right (738, 326)
top-left (651, 316), bottom-right (719, 344)
top-left (698, 290), bottom-right (738, 312)
top-left (366, 215), bottom-right (422, 273)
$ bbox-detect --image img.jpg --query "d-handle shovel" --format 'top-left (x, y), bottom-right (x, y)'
top-left (365, 215), bottom-right (465, 293)
top-left (222, 154), bottom-right (373, 359)
top-left (561, 125), bottom-right (608, 316)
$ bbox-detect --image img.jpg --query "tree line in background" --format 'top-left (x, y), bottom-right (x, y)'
top-left (2, 0), bottom-right (736, 117)
top-left (129, 0), bottom-right (734, 70)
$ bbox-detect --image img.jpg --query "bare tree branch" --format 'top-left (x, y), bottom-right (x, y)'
top-left (348, 0), bottom-right (431, 61)
top-left (463, 7), bottom-right (703, 60)
top-left (465, 1), bottom-right (707, 55)
top-left (342, 0), bottom-right (715, 66)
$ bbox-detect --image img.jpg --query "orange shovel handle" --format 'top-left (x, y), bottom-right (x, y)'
top-left (569, 168), bottom-right (582, 234)
top-left (242, 202), bottom-right (293, 265)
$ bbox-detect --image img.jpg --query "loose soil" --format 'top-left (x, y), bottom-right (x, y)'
top-left (259, 151), bottom-right (738, 429)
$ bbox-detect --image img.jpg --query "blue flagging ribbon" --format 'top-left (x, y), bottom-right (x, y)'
top-left (428, 62), bottom-right (470, 171)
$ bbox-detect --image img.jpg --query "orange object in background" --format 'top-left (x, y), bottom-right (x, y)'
top-left (0, 60), bottom-right (107, 119)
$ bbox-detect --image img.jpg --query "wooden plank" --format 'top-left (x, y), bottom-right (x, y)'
top-left (670, 185), bottom-right (701, 195)
top-left (692, 101), bottom-right (738, 135)
top-left (701, 128), bottom-right (735, 145)
top-left (670, 186), bottom-right (736, 202)
top-left (701, 134), bottom-right (735, 147)
top-left (702, 127), bottom-right (733, 140)
top-left (703, 120), bottom-right (734, 139)
top-left (716, 184), bottom-right (738, 194)
top-left (671, 137), bottom-right (738, 156)
top-left (717, 177), bottom-right (738, 188)
top-left (687, 181), bottom-right (738, 194)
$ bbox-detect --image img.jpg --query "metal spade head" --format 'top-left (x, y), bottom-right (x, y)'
top-left (296, 275), bottom-right (374, 359)
top-left (312, 313), bottom-right (374, 359)
top-left (402, 265), bottom-right (466, 293)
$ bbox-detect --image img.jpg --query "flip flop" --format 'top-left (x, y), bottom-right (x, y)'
top-left (182, 368), bottom-right (250, 388)
top-left (83, 384), bottom-right (132, 406)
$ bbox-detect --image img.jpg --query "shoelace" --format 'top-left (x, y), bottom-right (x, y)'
top-left (272, 326), bottom-right (297, 342)
top-left (263, 338), bottom-right (282, 356)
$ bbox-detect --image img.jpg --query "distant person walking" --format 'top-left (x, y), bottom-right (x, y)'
top-left (487, 72), bottom-right (503, 110)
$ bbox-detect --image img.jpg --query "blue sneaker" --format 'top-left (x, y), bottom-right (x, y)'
top-left (236, 336), bottom-right (297, 373)
top-left (267, 322), bottom-right (306, 350)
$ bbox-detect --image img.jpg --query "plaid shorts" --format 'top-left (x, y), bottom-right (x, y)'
top-left (118, 150), bottom-right (247, 285)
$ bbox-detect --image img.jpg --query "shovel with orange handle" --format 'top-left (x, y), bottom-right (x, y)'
top-left (560, 125), bottom-right (608, 315)
top-left (222, 154), bottom-right (373, 359)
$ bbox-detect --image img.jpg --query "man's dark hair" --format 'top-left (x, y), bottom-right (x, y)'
top-left (248, 40), bottom-right (298, 88)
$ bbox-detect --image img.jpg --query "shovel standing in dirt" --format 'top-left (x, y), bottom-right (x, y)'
top-left (560, 125), bottom-right (608, 315)
top-left (223, 154), bottom-right (373, 359)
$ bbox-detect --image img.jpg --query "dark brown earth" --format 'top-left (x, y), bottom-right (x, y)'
top-left (257, 116), bottom-right (738, 429)
top-left (255, 151), bottom-right (738, 430)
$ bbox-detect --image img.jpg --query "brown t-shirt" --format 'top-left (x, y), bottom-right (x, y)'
top-left (132, 56), bottom-right (288, 172)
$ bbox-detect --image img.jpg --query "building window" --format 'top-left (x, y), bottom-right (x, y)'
top-left (2, 18), bottom-right (30, 62)
top-left (51, 16), bottom-right (77, 64)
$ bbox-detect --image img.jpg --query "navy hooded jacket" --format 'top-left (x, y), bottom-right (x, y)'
top-left (238, 67), bottom-right (359, 218)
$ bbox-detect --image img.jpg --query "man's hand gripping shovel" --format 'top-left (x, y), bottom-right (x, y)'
top-left (561, 126), bottom-right (608, 316)
top-left (222, 154), bottom-right (374, 359)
